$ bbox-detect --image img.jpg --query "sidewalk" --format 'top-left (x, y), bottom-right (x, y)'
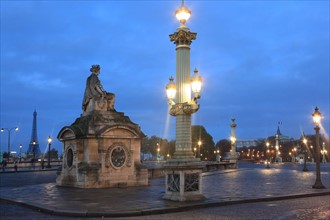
top-left (0, 164), bottom-right (329, 217)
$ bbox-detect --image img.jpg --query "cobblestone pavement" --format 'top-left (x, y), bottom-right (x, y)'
top-left (0, 163), bottom-right (329, 218)
top-left (1, 194), bottom-right (329, 219)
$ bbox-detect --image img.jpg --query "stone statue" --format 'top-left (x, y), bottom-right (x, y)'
top-left (82, 65), bottom-right (115, 112)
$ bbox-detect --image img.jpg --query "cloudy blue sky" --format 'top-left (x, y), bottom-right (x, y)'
top-left (1, 0), bottom-right (329, 154)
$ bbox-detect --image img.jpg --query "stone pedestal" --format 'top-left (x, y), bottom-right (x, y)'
top-left (163, 161), bottom-right (205, 202)
top-left (56, 110), bottom-right (148, 188)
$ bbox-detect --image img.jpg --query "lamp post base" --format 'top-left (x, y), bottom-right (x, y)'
top-left (46, 165), bottom-right (51, 169)
top-left (163, 161), bottom-right (205, 202)
top-left (302, 167), bottom-right (308, 172)
top-left (312, 181), bottom-right (325, 189)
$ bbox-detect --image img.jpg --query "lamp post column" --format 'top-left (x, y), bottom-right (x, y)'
top-left (312, 107), bottom-right (325, 189)
top-left (19, 144), bottom-right (22, 162)
top-left (46, 136), bottom-right (52, 168)
top-left (1, 127), bottom-right (18, 158)
top-left (170, 28), bottom-right (196, 160)
top-left (303, 138), bottom-right (308, 172)
top-left (230, 118), bottom-right (237, 160)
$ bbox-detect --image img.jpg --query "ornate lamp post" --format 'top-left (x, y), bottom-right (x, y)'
top-left (265, 142), bottom-right (271, 168)
top-left (311, 107), bottom-right (325, 189)
top-left (197, 140), bottom-right (202, 158)
top-left (291, 147), bottom-right (297, 163)
top-left (46, 136), bottom-right (52, 168)
top-left (1, 127), bottom-right (19, 157)
top-left (163, 1), bottom-right (204, 201)
top-left (230, 118), bottom-right (237, 164)
top-left (275, 134), bottom-right (281, 163)
top-left (157, 143), bottom-right (160, 162)
top-left (321, 142), bottom-right (327, 163)
top-left (19, 144), bottom-right (23, 162)
top-left (302, 138), bottom-right (308, 171)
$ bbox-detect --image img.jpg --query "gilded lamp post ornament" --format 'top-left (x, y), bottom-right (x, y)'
top-left (166, 68), bottom-right (202, 116)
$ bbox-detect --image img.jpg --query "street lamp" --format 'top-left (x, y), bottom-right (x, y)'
top-left (302, 138), bottom-right (308, 172)
top-left (265, 142), bottom-right (270, 169)
top-left (321, 142), bottom-right (327, 163)
top-left (157, 143), bottom-right (160, 162)
top-left (1, 127), bottom-right (19, 158)
top-left (216, 149), bottom-right (220, 163)
top-left (198, 140), bottom-right (202, 158)
top-left (19, 144), bottom-right (22, 162)
top-left (291, 147), bottom-right (297, 163)
top-left (165, 0), bottom-right (202, 160)
top-left (311, 107), bottom-right (325, 189)
top-left (163, 1), bottom-right (205, 202)
top-left (46, 136), bottom-right (52, 168)
top-left (175, 1), bottom-right (191, 25)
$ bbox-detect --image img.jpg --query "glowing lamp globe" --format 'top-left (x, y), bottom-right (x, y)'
top-left (175, 2), bottom-right (191, 25)
top-left (191, 68), bottom-right (202, 94)
top-left (166, 76), bottom-right (176, 100)
top-left (312, 107), bottom-right (322, 126)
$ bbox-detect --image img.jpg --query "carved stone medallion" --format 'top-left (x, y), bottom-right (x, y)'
top-left (111, 146), bottom-right (126, 168)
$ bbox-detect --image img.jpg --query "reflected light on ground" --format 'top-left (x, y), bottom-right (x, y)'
top-left (162, 106), bottom-right (171, 140)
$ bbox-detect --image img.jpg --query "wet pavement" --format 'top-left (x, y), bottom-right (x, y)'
top-left (0, 163), bottom-right (329, 217)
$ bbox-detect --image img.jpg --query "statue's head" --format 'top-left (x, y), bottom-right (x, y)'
top-left (90, 65), bottom-right (101, 74)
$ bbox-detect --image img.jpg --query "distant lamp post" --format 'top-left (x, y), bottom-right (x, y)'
top-left (216, 149), bottom-right (220, 163)
top-left (312, 107), bottom-right (325, 189)
top-left (1, 127), bottom-right (19, 157)
top-left (321, 142), bottom-right (327, 163)
top-left (302, 138), bottom-right (308, 172)
top-left (265, 142), bottom-right (270, 169)
top-left (230, 118), bottom-right (237, 162)
top-left (157, 143), bottom-right (160, 162)
top-left (198, 140), bottom-right (202, 158)
top-left (46, 136), bottom-right (52, 168)
top-left (19, 144), bottom-right (23, 162)
top-left (291, 147), bottom-right (297, 163)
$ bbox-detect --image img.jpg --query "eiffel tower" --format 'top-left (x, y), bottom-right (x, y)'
top-left (27, 110), bottom-right (41, 156)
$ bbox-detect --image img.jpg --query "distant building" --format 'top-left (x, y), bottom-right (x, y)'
top-left (236, 140), bottom-right (259, 149)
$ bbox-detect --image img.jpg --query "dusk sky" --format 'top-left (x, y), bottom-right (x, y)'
top-left (1, 0), bottom-right (329, 155)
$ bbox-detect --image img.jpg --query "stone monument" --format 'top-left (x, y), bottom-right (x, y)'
top-left (56, 65), bottom-right (148, 188)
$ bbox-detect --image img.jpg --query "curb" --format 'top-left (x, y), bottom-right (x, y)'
top-left (1, 191), bottom-right (329, 218)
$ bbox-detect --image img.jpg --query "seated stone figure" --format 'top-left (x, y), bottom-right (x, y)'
top-left (82, 65), bottom-right (115, 113)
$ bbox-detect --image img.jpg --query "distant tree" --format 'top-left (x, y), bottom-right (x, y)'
top-left (215, 139), bottom-right (231, 158)
top-left (2, 152), bottom-right (9, 159)
top-left (192, 125), bottom-right (215, 160)
top-left (46, 148), bottom-right (58, 160)
top-left (141, 135), bottom-right (169, 157)
top-left (2, 152), bottom-right (9, 158)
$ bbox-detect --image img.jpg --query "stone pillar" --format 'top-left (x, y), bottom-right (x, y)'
top-left (230, 118), bottom-right (237, 160)
top-left (275, 134), bottom-right (282, 163)
top-left (169, 26), bottom-right (197, 160)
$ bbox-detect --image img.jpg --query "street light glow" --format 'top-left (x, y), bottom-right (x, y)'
top-left (175, 1), bottom-right (191, 25)
top-left (312, 106), bottom-right (322, 126)
top-left (191, 68), bottom-right (202, 96)
top-left (166, 76), bottom-right (176, 103)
